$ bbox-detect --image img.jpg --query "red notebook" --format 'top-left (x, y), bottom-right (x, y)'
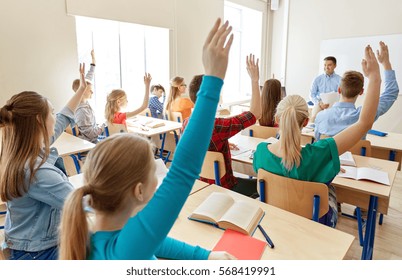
top-left (213, 229), bottom-right (267, 260)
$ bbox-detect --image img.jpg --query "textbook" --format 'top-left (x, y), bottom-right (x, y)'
top-left (127, 119), bottom-right (165, 130)
top-left (188, 192), bottom-right (265, 235)
top-left (213, 229), bottom-right (266, 260)
top-left (339, 151), bottom-right (356, 166)
top-left (337, 166), bottom-right (390, 185)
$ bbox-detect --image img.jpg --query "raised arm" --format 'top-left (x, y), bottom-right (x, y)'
top-left (85, 49), bottom-right (96, 82)
top-left (125, 73), bottom-right (152, 119)
top-left (334, 45), bottom-right (381, 155)
top-left (116, 18), bottom-right (234, 259)
top-left (66, 63), bottom-right (87, 113)
top-left (246, 54), bottom-right (261, 119)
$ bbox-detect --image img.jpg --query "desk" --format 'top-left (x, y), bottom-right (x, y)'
top-left (126, 116), bottom-right (183, 163)
top-left (332, 155), bottom-right (398, 260)
top-left (230, 134), bottom-right (264, 177)
top-left (51, 132), bottom-right (95, 157)
top-left (367, 132), bottom-right (402, 170)
top-left (68, 173), bottom-right (209, 195)
top-left (126, 116), bottom-right (182, 137)
top-left (168, 184), bottom-right (354, 260)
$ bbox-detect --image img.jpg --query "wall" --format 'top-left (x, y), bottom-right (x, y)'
top-left (0, 0), bottom-right (78, 111)
top-left (281, 0), bottom-right (402, 132)
top-left (0, 0), bottom-right (223, 111)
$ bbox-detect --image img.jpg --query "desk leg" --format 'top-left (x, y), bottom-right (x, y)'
top-left (361, 195), bottom-right (378, 260)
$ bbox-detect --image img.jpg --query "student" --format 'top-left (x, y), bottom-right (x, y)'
top-left (72, 50), bottom-right (104, 143)
top-left (148, 84), bottom-right (166, 119)
top-left (259, 78), bottom-right (282, 127)
top-left (314, 41), bottom-right (399, 140)
top-left (105, 73), bottom-right (152, 125)
top-left (253, 45), bottom-right (381, 228)
top-left (165, 76), bottom-right (194, 120)
top-left (181, 54), bottom-right (261, 197)
top-left (310, 56), bottom-right (342, 123)
top-left (0, 64), bottom-right (88, 260)
top-left (59, 18), bottom-right (236, 260)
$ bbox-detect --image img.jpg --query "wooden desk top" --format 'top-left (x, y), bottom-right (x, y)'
top-left (68, 173), bottom-right (209, 195)
top-left (126, 116), bottom-right (182, 137)
top-left (332, 155), bottom-right (398, 199)
top-left (168, 185), bottom-right (354, 260)
top-left (367, 132), bottom-right (402, 151)
top-left (51, 132), bottom-right (96, 156)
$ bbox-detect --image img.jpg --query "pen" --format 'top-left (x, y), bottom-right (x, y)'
top-left (258, 225), bottom-right (275, 249)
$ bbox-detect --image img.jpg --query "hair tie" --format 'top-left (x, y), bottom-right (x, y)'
top-left (82, 184), bottom-right (92, 196)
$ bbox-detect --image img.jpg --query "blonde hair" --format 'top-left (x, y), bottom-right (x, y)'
top-left (275, 95), bottom-right (309, 171)
top-left (59, 133), bottom-right (154, 260)
top-left (105, 89), bottom-right (126, 124)
top-left (0, 91), bottom-right (50, 201)
top-left (165, 76), bottom-right (184, 113)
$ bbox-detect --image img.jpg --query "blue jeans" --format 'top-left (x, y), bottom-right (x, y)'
top-left (9, 246), bottom-right (58, 260)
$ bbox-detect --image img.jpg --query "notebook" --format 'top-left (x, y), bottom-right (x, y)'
top-left (213, 229), bottom-right (266, 260)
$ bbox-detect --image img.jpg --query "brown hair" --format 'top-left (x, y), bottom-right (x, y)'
top-left (275, 95), bottom-right (309, 171)
top-left (165, 76), bottom-right (184, 112)
top-left (150, 84), bottom-right (165, 93)
top-left (59, 133), bottom-right (154, 259)
top-left (188, 75), bottom-right (204, 103)
top-left (324, 56), bottom-right (337, 65)
top-left (340, 71), bottom-right (364, 99)
top-left (105, 89), bottom-right (126, 124)
top-left (260, 79), bottom-right (282, 127)
top-left (0, 91), bottom-right (50, 201)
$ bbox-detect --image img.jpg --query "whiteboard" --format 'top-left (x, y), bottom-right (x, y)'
top-left (320, 34), bottom-right (402, 95)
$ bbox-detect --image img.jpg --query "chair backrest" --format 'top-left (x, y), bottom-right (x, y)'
top-left (200, 151), bottom-right (226, 186)
top-left (217, 108), bottom-right (231, 116)
top-left (65, 124), bottom-right (79, 136)
top-left (257, 169), bottom-right (329, 221)
top-left (249, 125), bottom-right (278, 139)
top-left (105, 123), bottom-right (128, 136)
top-left (166, 110), bottom-right (183, 123)
top-left (349, 139), bottom-right (372, 157)
top-left (139, 108), bottom-right (151, 117)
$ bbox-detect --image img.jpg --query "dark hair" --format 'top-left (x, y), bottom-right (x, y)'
top-left (340, 71), bottom-right (364, 99)
top-left (151, 84), bottom-right (165, 93)
top-left (260, 79), bottom-right (282, 127)
top-left (188, 75), bottom-right (204, 103)
top-left (324, 56), bottom-right (337, 65)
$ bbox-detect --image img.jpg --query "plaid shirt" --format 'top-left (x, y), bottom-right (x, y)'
top-left (182, 111), bottom-right (256, 189)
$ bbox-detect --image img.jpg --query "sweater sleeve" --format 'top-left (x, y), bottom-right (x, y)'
top-left (155, 237), bottom-right (210, 260)
top-left (113, 76), bottom-right (222, 259)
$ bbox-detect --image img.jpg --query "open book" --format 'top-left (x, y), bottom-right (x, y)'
top-left (127, 118), bottom-right (165, 130)
top-left (339, 151), bottom-right (356, 166)
top-left (337, 166), bottom-right (390, 185)
top-left (188, 192), bottom-right (265, 235)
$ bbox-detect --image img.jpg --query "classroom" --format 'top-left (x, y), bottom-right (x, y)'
top-left (1, 0), bottom-right (402, 266)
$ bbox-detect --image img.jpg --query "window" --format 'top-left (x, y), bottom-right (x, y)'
top-left (223, 1), bottom-right (263, 102)
top-left (75, 16), bottom-right (170, 121)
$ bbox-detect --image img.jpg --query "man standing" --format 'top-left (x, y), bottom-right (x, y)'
top-left (310, 56), bottom-right (341, 122)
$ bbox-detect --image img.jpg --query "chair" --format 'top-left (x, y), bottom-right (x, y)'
top-left (200, 151), bottom-right (226, 186)
top-left (65, 124), bottom-right (79, 137)
top-left (104, 123), bottom-right (128, 136)
top-left (349, 139), bottom-right (372, 157)
top-left (257, 169), bottom-right (329, 222)
top-left (165, 111), bottom-right (183, 123)
top-left (248, 125), bottom-right (278, 139)
top-left (0, 201), bottom-right (6, 230)
top-left (139, 108), bottom-right (151, 117)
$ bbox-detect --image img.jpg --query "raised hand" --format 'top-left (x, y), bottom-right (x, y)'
top-left (361, 45), bottom-right (380, 79)
top-left (246, 54), bottom-right (260, 83)
top-left (144, 73), bottom-right (152, 86)
top-left (202, 18), bottom-right (234, 80)
top-left (79, 63), bottom-right (88, 90)
top-left (376, 41), bottom-right (392, 70)
top-left (208, 251), bottom-right (237, 260)
top-left (91, 49), bottom-right (96, 65)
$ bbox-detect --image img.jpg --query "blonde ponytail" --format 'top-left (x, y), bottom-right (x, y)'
top-left (275, 95), bottom-right (309, 171)
top-left (59, 187), bottom-right (90, 260)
